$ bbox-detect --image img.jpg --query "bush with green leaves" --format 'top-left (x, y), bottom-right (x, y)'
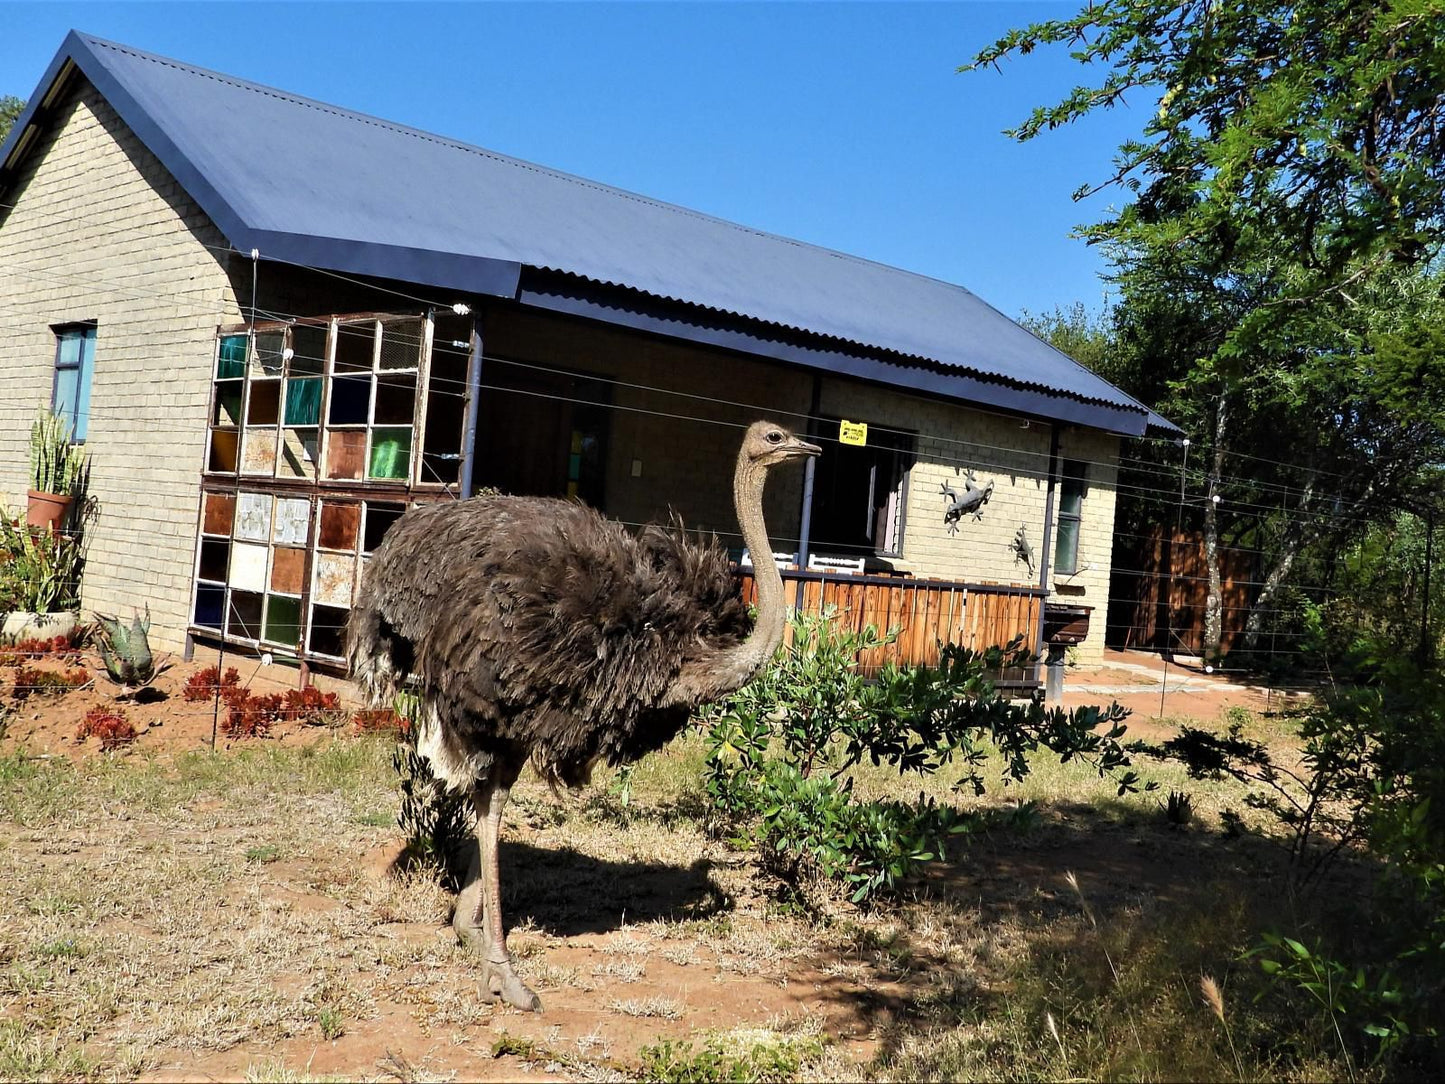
top-left (0, 512), bottom-right (82, 614)
top-left (1136, 657), bottom-right (1445, 1067)
top-left (702, 611), bottom-right (1145, 903)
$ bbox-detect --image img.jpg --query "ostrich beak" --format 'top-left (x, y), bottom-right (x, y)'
top-left (787, 437), bottom-right (822, 459)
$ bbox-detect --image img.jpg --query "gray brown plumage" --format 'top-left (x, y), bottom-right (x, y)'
top-left (347, 421), bottom-right (819, 1012)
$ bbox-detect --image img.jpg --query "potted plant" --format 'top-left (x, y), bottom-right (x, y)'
top-left (28, 409), bottom-right (88, 533)
top-left (0, 509), bottom-right (83, 642)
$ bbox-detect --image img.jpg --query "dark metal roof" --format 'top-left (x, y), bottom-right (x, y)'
top-left (1, 31), bottom-right (1177, 436)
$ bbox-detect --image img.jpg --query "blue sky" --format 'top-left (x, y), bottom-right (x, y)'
top-left (2, 1), bottom-right (1148, 320)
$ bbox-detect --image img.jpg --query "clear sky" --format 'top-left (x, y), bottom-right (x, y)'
top-left (1, 1), bottom-right (1147, 320)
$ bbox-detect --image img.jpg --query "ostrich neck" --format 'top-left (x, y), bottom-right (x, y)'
top-left (664, 451), bottom-right (788, 707)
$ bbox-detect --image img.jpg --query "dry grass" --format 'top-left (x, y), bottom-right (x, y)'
top-left (0, 705), bottom-right (1364, 1083)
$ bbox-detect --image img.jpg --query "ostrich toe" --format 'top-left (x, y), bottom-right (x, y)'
top-left (481, 957), bottom-right (542, 1012)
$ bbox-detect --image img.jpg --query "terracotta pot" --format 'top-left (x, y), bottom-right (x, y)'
top-left (26, 489), bottom-right (72, 534)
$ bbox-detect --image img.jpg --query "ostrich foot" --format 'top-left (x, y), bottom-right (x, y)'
top-left (481, 957), bottom-right (542, 1012)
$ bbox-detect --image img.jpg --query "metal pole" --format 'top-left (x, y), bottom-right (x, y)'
top-left (794, 375), bottom-right (823, 609)
top-left (458, 311), bottom-right (485, 499)
top-left (1034, 425), bottom-right (1061, 688)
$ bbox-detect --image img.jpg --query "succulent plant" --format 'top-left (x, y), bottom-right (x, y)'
top-left (94, 609), bottom-right (159, 691)
top-left (29, 409), bottom-right (88, 496)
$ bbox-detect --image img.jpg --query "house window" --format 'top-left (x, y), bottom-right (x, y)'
top-left (1053, 460), bottom-right (1086, 575)
top-left (52, 324), bottom-right (96, 441)
top-left (809, 420), bottom-right (913, 557)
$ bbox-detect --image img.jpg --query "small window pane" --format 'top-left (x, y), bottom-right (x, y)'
top-left (1054, 519), bottom-right (1080, 575)
top-left (217, 335), bottom-right (247, 379)
top-left (308, 603), bottom-right (349, 658)
top-left (379, 319), bottom-right (423, 370)
top-left (334, 323), bottom-right (375, 372)
top-left (209, 430), bottom-right (239, 473)
top-left (284, 378), bottom-right (322, 425)
top-left (290, 324), bottom-right (327, 375)
top-left (53, 367), bottom-right (80, 430)
top-left (194, 585), bottom-right (225, 629)
top-left (213, 383), bottom-right (243, 427)
top-left (328, 375), bottom-right (371, 424)
top-left (368, 428), bottom-right (412, 480)
top-left (247, 381), bottom-right (281, 426)
top-left (374, 375), bottom-right (416, 425)
top-left (250, 331), bottom-right (286, 377)
top-left (263, 595), bottom-right (303, 647)
top-left (74, 333), bottom-right (94, 442)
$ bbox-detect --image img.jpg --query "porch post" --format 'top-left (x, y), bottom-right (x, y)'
top-left (794, 374), bottom-right (823, 609)
top-left (458, 310), bottom-right (485, 498)
top-left (1034, 425), bottom-right (1061, 676)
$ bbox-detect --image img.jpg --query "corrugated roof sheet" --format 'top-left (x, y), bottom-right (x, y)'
top-left (1, 31), bottom-right (1176, 435)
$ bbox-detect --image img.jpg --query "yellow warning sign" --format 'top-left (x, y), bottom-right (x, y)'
top-left (839, 419), bottom-right (868, 447)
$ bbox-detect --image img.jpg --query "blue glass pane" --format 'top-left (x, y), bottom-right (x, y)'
top-left (52, 367), bottom-right (80, 434)
top-left (55, 331), bottom-right (82, 367)
top-left (218, 335), bottom-right (247, 379)
top-left (74, 330), bottom-right (94, 442)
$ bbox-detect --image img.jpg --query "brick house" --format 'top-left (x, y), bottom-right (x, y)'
top-left (0, 33), bottom-right (1175, 676)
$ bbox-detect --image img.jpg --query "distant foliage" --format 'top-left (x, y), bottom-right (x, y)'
top-left (703, 612), bottom-right (1144, 903)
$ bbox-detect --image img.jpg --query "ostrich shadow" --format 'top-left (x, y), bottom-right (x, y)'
top-left (491, 840), bottom-right (731, 937)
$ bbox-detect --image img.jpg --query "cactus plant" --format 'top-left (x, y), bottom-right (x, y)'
top-left (94, 608), bottom-right (163, 693)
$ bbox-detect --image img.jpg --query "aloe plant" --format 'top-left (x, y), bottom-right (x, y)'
top-left (29, 409), bottom-right (88, 496)
top-left (94, 609), bottom-right (157, 689)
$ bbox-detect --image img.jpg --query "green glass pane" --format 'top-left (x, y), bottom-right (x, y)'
top-left (284, 378), bottom-right (322, 425)
top-left (1054, 519), bottom-right (1081, 575)
top-left (218, 335), bottom-right (247, 379)
top-left (368, 428), bottom-right (412, 480)
top-left (263, 594), bottom-right (303, 647)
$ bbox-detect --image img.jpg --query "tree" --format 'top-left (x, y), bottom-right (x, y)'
top-left (0, 97), bottom-right (24, 144)
top-left (967, 0), bottom-right (1445, 658)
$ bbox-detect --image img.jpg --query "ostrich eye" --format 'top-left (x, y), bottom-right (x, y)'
top-left (766, 430), bottom-right (783, 444)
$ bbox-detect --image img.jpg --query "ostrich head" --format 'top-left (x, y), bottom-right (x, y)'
top-left (738, 420), bottom-right (821, 475)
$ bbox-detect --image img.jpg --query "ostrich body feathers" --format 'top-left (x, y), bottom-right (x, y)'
top-left (348, 495), bottom-right (750, 791)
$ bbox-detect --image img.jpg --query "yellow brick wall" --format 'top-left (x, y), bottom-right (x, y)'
top-left (0, 78), bottom-right (241, 649)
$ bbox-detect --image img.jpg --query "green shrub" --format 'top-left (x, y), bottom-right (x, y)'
top-left (703, 611), bottom-right (1145, 903)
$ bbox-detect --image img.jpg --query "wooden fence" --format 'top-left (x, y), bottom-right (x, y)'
top-left (1107, 527), bottom-right (1259, 655)
top-left (737, 569), bottom-right (1045, 684)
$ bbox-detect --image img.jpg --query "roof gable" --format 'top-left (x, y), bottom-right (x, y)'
top-left (1, 31), bottom-right (1175, 435)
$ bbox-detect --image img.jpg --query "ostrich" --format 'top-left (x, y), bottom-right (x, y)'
top-left (347, 420), bottom-right (820, 1011)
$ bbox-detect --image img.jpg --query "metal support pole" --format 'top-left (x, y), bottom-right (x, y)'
top-left (794, 375), bottom-right (823, 609)
top-left (458, 311), bottom-right (485, 499)
top-left (1034, 425), bottom-right (1061, 686)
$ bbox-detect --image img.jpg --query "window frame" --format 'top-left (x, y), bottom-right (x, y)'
top-left (1053, 459), bottom-right (1087, 576)
top-left (51, 322), bottom-right (97, 443)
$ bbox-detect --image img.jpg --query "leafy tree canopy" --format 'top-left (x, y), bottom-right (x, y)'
top-left (968, 0), bottom-right (1445, 333)
top-left (0, 96), bottom-right (24, 144)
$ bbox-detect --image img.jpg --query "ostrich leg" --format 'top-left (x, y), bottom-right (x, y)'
top-left (450, 834), bottom-right (490, 956)
top-left (469, 758), bottom-right (540, 1012)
